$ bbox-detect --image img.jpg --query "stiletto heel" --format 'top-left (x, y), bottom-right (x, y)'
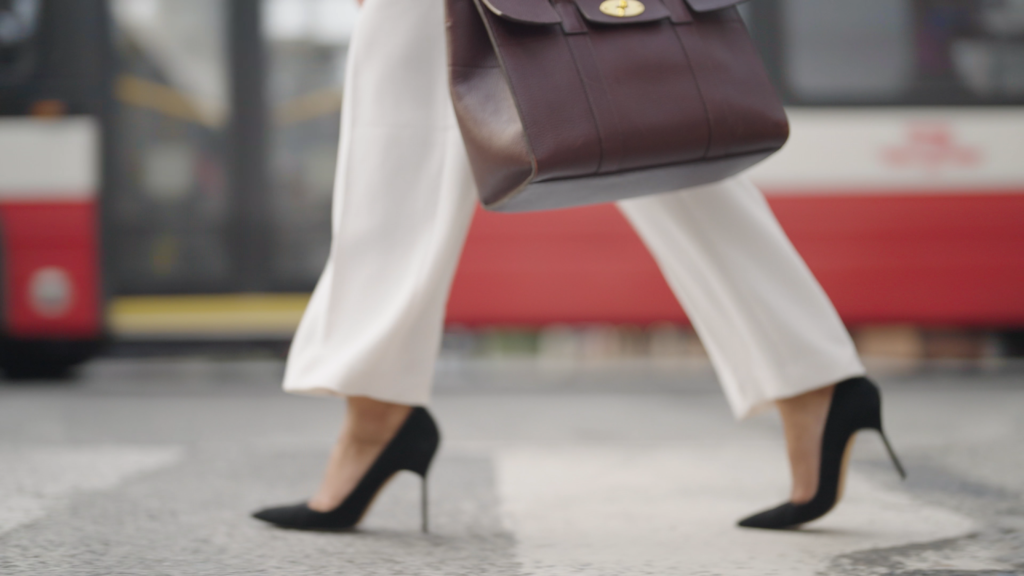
top-left (738, 377), bottom-right (905, 530)
top-left (252, 407), bottom-right (440, 531)
top-left (878, 428), bottom-right (906, 479)
top-left (420, 475), bottom-right (429, 534)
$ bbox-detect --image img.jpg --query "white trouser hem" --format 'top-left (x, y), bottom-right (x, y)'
top-left (732, 364), bottom-right (867, 420)
top-left (282, 382), bottom-right (431, 406)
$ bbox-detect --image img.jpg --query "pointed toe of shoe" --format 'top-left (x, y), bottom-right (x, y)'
top-left (737, 503), bottom-right (799, 530)
top-left (251, 503), bottom-right (314, 527)
top-left (251, 502), bottom-right (362, 531)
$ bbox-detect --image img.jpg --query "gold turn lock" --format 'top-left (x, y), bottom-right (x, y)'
top-left (598, 0), bottom-right (645, 17)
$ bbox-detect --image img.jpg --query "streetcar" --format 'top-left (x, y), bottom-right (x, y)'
top-left (1, 0), bottom-right (1022, 378)
top-left (0, 0), bottom-right (108, 377)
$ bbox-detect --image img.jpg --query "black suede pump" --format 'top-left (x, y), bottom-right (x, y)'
top-left (252, 406), bottom-right (440, 532)
top-left (737, 377), bottom-right (905, 530)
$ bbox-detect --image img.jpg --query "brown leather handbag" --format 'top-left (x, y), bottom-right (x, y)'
top-left (446, 0), bottom-right (788, 212)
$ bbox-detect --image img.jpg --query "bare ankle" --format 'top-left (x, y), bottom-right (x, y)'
top-left (777, 384), bottom-right (836, 503)
top-left (343, 397), bottom-right (413, 444)
top-left (307, 398), bottom-right (414, 512)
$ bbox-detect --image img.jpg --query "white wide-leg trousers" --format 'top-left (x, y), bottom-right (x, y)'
top-left (282, 0), bottom-right (865, 419)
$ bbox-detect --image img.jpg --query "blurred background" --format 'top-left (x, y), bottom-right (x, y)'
top-left (1, 0), bottom-right (1023, 377)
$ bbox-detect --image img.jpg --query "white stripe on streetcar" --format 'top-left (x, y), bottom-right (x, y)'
top-left (0, 117), bottom-right (100, 200)
top-left (750, 108), bottom-right (1024, 195)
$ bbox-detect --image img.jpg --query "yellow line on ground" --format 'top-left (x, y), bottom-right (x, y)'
top-left (109, 294), bottom-right (311, 337)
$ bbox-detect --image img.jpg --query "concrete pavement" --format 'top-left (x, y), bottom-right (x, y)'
top-left (1, 357), bottom-right (1022, 575)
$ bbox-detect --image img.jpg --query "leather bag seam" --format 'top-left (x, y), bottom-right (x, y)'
top-left (554, 1), bottom-right (607, 177)
top-left (670, 22), bottom-right (714, 161)
top-left (562, 33), bottom-right (614, 176)
top-left (555, 0), bottom-right (627, 176)
top-left (579, 32), bottom-right (627, 174)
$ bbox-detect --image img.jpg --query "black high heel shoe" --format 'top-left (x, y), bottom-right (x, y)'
top-left (252, 406), bottom-right (440, 532)
top-left (737, 377), bottom-right (905, 530)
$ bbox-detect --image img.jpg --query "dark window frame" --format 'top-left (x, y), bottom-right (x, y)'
top-left (750, 0), bottom-right (1024, 107)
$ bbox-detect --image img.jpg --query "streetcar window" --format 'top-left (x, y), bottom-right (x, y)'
top-left (109, 0), bottom-right (233, 292)
top-left (263, 0), bottom-right (357, 287)
top-left (0, 0), bottom-right (39, 45)
top-left (783, 0), bottom-right (914, 101)
top-left (0, 0), bottom-right (41, 87)
top-left (775, 0), bottom-right (1024, 105)
top-left (952, 1), bottom-right (1024, 97)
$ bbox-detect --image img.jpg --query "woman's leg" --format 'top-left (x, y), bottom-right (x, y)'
top-left (280, 0), bottom-right (475, 509)
top-left (308, 398), bottom-right (412, 511)
top-left (282, 0), bottom-right (475, 405)
top-left (617, 176), bottom-right (865, 501)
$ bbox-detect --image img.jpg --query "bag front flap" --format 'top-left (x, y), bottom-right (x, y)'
top-left (480, 0), bottom-right (675, 25)
top-left (683, 0), bottom-right (747, 12)
top-left (479, 0), bottom-right (745, 24)
top-left (479, 0), bottom-right (562, 24)
top-left (572, 0), bottom-right (671, 25)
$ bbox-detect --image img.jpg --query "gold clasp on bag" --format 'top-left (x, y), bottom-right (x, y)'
top-left (598, 0), bottom-right (645, 18)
